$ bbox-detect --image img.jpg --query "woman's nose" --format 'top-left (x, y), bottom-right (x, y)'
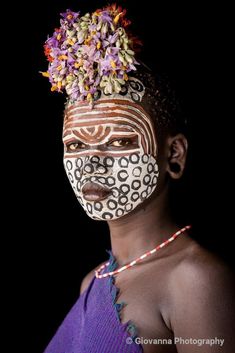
top-left (83, 156), bottom-right (108, 175)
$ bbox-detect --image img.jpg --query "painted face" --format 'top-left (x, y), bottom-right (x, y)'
top-left (63, 79), bottom-right (159, 220)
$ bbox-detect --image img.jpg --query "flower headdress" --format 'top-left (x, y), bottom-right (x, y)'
top-left (41, 4), bottom-right (141, 105)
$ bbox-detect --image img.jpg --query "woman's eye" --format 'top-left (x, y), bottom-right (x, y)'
top-left (108, 139), bottom-right (131, 147)
top-left (66, 141), bottom-right (86, 152)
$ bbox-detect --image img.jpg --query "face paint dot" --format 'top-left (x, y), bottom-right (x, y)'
top-left (81, 178), bottom-right (88, 186)
top-left (75, 169), bottom-right (81, 180)
top-left (84, 164), bottom-right (94, 174)
top-left (142, 154), bottom-right (149, 164)
top-left (81, 179), bottom-right (87, 186)
top-left (77, 196), bottom-right (84, 206)
top-left (66, 160), bottom-right (73, 171)
top-left (130, 91), bottom-right (141, 102)
top-left (129, 79), bottom-right (144, 92)
top-left (130, 153), bottom-right (139, 164)
top-left (107, 177), bottom-right (115, 186)
top-left (125, 203), bottom-right (133, 212)
top-left (102, 212), bottom-right (113, 220)
top-left (120, 184), bottom-right (130, 195)
top-left (143, 175), bottom-right (151, 185)
top-left (94, 90), bottom-right (101, 101)
top-left (117, 170), bottom-right (128, 182)
top-left (98, 177), bottom-right (106, 184)
top-left (141, 191), bottom-right (147, 200)
top-left (111, 187), bottom-right (120, 197)
top-left (76, 158), bottom-right (83, 169)
top-left (104, 156), bottom-right (114, 167)
top-left (94, 202), bottom-right (103, 211)
top-left (86, 203), bottom-right (93, 214)
top-left (132, 167), bottom-right (142, 177)
top-left (131, 192), bottom-right (139, 202)
top-left (90, 156), bottom-right (100, 163)
top-left (91, 176), bottom-right (97, 182)
top-left (96, 164), bottom-right (107, 174)
top-left (76, 181), bottom-right (81, 192)
top-left (147, 163), bottom-right (154, 173)
top-left (132, 180), bottom-right (141, 190)
top-left (154, 163), bottom-right (159, 173)
top-left (119, 196), bottom-right (128, 205)
top-left (107, 200), bottom-right (117, 210)
top-left (119, 157), bottom-right (129, 168)
top-left (147, 185), bottom-right (152, 195)
top-left (152, 175), bottom-right (158, 185)
top-left (68, 172), bottom-right (74, 183)
top-left (116, 208), bottom-right (125, 217)
top-left (119, 84), bottom-right (128, 95)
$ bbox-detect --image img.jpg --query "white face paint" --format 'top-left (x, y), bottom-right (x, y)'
top-left (64, 153), bottom-right (158, 220)
top-left (63, 78), bottom-right (159, 220)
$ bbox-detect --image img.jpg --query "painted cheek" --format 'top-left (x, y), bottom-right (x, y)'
top-left (64, 152), bottom-right (159, 221)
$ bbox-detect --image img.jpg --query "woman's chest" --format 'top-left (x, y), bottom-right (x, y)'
top-left (114, 269), bottom-right (177, 353)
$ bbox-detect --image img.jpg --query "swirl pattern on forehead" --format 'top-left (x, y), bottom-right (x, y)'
top-left (63, 98), bottom-right (157, 156)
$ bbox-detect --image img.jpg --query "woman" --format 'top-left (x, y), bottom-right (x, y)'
top-left (42, 4), bottom-right (235, 352)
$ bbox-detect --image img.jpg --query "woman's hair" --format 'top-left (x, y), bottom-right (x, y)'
top-left (133, 63), bottom-right (189, 138)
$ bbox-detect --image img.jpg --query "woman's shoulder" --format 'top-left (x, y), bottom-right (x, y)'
top-left (169, 239), bottom-right (235, 299)
top-left (80, 261), bottom-right (106, 295)
top-left (166, 239), bottom-right (235, 349)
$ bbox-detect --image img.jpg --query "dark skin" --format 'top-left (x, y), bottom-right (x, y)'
top-left (78, 129), bottom-right (235, 353)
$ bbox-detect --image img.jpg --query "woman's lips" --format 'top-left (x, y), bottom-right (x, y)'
top-left (82, 182), bottom-right (111, 201)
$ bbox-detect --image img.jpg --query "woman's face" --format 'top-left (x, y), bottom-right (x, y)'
top-left (62, 79), bottom-right (159, 220)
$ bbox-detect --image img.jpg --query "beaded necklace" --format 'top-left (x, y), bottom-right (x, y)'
top-left (95, 225), bottom-right (191, 278)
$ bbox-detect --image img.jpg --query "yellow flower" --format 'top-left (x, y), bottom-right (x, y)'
top-left (74, 61), bottom-right (83, 68)
top-left (110, 60), bottom-right (116, 69)
top-left (67, 39), bottom-right (74, 46)
top-left (40, 71), bottom-right (50, 77)
top-left (51, 85), bottom-right (57, 91)
top-left (124, 73), bottom-right (128, 81)
top-left (58, 55), bottom-right (68, 60)
top-left (87, 93), bottom-right (92, 101)
top-left (84, 36), bottom-right (92, 45)
top-left (114, 12), bottom-right (122, 24)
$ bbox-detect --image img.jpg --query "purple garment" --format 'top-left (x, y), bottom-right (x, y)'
top-left (44, 253), bottom-right (143, 353)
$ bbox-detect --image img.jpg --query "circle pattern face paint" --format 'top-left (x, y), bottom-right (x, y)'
top-left (64, 153), bottom-right (159, 220)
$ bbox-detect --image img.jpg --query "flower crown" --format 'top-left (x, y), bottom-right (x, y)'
top-left (41, 4), bottom-right (141, 105)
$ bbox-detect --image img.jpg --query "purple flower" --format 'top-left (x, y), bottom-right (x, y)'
top-left (42, 5), bottom-right (139, 102)
top-left (60, 9), bottom-right (80, 24)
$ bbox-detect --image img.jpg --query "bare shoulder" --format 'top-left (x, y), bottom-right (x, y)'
top-left (171, 240), bottom-right (235, 293)
top-left (168, 240), bottom-right (235, 350)
top-left (80, 262), bottom-right (105, 295)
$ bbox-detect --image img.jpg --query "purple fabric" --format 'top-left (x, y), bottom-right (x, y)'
top-left (43, 255), bottom-right (143, 353)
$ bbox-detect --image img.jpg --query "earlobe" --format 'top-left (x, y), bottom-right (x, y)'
top-left (166, 134), bottom-right (188, 179)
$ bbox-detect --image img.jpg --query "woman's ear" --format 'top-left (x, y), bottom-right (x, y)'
top-left (166, 134), bottom-right (188, 179)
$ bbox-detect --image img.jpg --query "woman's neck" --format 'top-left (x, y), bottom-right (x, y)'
top-left (107, 189), bottom-right (178, 266)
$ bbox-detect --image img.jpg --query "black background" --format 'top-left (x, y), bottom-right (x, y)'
top-left (15, 1), bottom-right (233, 352)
